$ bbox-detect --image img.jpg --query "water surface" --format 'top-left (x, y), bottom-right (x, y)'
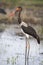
top-left (0, 25), bottom-right (43, 65)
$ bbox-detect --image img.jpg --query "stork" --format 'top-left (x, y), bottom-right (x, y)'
top-left (15, 6), bottom-right (40, 65)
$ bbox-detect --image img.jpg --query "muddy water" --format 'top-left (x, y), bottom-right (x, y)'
top-left (0, 24), bottom-right (43, 65)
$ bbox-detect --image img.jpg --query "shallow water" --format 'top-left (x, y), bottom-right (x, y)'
top-left (0, 25), bottom-right (43, 65)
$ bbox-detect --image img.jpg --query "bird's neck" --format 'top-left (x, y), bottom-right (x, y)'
top-left (18, 12), bottom-right (28, 27)
top-left (18, 11), bottom-right (21, 24)
top-left (18, 11), bottom-right (21, 18)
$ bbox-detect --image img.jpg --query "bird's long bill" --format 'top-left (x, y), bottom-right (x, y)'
top-left (9, 9), bottom-right (17, 17)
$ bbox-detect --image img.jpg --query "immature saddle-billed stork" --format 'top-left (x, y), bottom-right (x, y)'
top-left (15, 6), bottom-right (40, 65)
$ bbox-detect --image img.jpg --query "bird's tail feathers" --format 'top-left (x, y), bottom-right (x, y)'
top-left (36, 35), bottom-right (40, 44)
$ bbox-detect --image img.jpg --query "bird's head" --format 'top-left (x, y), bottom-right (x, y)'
top-left (15, 6), bottom-right (22, 14)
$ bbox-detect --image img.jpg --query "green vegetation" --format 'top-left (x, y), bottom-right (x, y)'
top-left (0, 0), bottom-right (43, 6)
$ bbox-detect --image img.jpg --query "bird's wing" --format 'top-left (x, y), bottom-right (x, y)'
top-left (21, 25), bottom-right (40, 44)
top-left (21, 25), bottom-right (37, 37)
top-left (0, 8), bottom-right (7, 14)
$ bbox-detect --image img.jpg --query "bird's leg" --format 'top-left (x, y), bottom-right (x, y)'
top-left (25, 37), bottom-right (28, 65)
top-left (27, 38), bottom-right (30, 65)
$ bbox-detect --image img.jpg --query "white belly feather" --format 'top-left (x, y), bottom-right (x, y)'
top-left (20, 21), bottom-right (28, 27)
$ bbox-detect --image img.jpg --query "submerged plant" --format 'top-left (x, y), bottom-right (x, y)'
top-left (11, 56), bottom-right (19, 65)
top-left (7, 58), bottom-right (10, 64)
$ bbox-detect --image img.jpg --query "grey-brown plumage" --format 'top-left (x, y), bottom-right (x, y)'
top-left (21, 25), bottom-right (40, 44)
